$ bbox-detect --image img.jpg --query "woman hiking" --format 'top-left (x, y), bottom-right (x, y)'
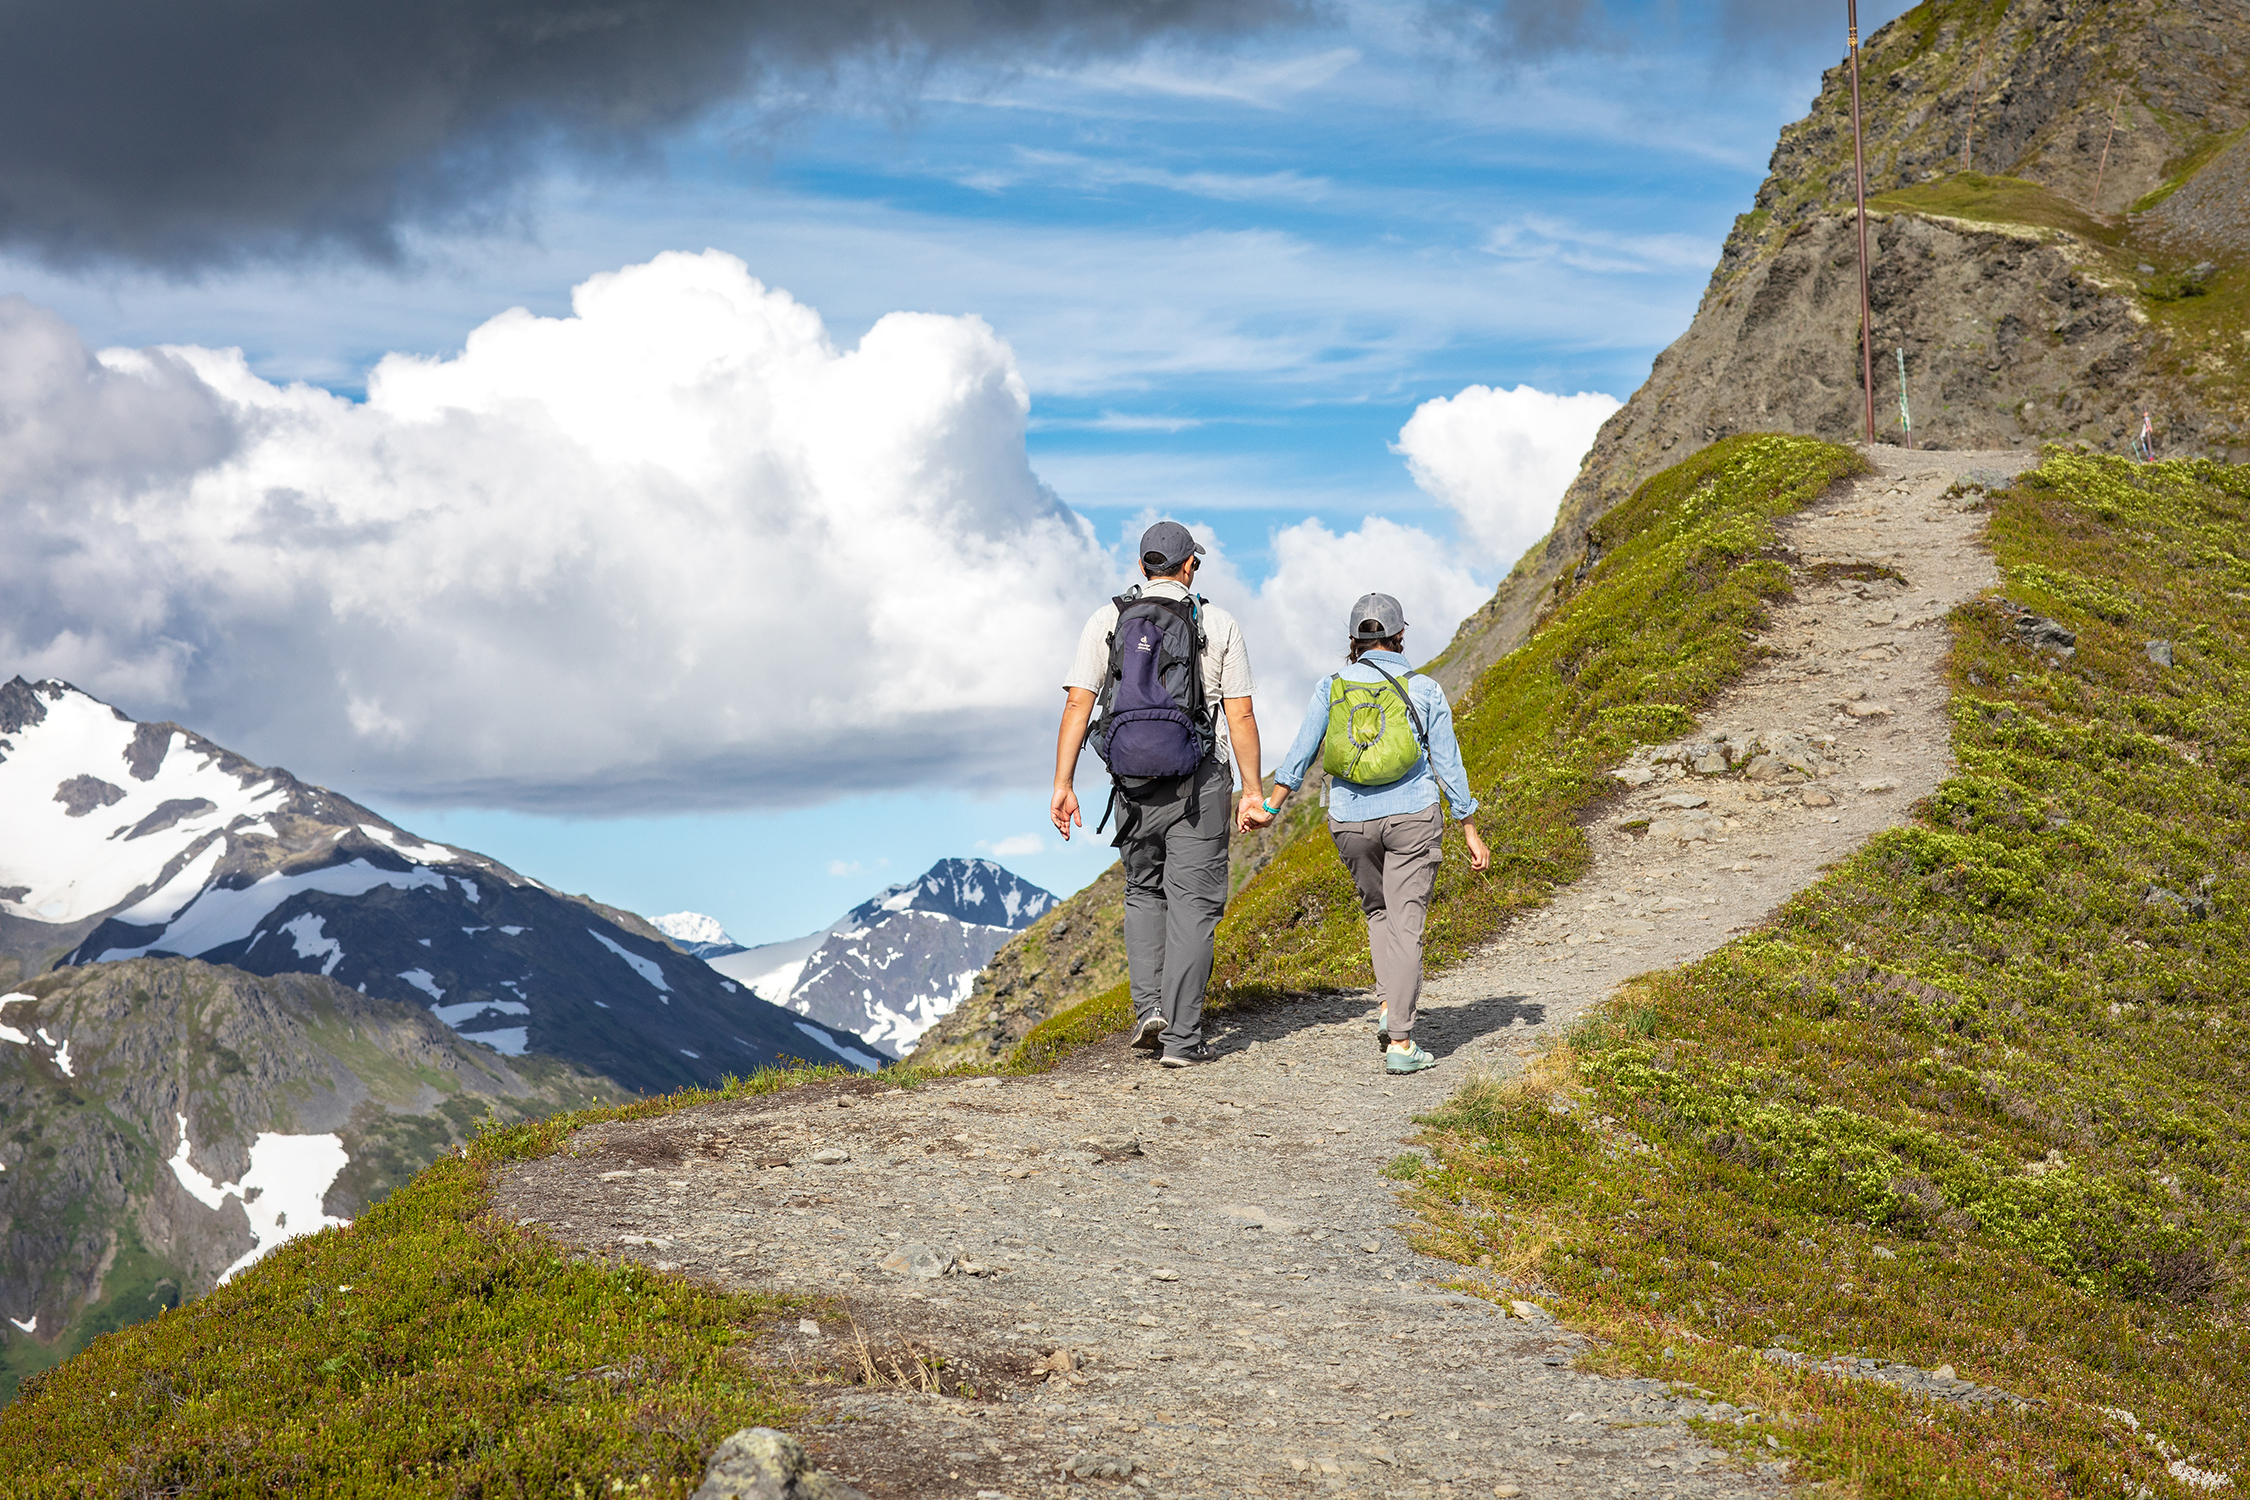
top-left (1243, 592), bottom-right (1489, 1074)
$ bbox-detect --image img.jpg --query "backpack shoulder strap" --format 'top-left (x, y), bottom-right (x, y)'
top-left (1362, 661), bottom-right (1428, 748)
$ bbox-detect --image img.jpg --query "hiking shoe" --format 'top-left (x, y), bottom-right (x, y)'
top-left (1130, 1015), bottom-right (1164, 1051)
top-left (1384, 1042), bottom-right (1436, 1075)
top-left (1370, 1009), bottom-right (1389, 1052)
top-left (1160, 1043), bottom-right (1218, 1068)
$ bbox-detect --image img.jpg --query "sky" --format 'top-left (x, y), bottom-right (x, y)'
top-left (0, 0), bottom-right (1916, 947)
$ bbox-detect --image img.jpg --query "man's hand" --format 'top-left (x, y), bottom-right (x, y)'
top-left (1463, 821), bottom-right (1491, 872)
top-left (1236, 791), bottom-right (1273, 833)
top-left (1052, 785), bottom-right (1082, 840)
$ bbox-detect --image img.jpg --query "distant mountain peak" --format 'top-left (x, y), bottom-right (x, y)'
top-left (842, 857), bottom-right (1055, 934)
top-left (652, 911), bottom-right (732, 948)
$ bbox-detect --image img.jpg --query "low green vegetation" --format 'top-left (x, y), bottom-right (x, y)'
top-left (1017, 433), bottom-right (1867, 1064)
top-left (1410, 452), bottom-right (2250, 1497)
top-left (1869, 171), bottom-right (2115, 243)
top-left (0, 1068), bottom-right (860, 1497)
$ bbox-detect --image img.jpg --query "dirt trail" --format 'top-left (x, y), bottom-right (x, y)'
top-left (499, 446), bottom-right (2031, 1500)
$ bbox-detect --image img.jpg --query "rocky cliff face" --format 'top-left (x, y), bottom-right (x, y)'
top-left (0, 959), bottom-right (623, 1404)
top-left (1433, 0), bottom-right (2250, 698)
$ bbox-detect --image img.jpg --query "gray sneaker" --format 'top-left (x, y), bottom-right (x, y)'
top-left (1384, 1041), bottom-right (1436, 1075)
top-left (1130, 1015), bottom-right (1164, 1051)
top-left (1160, 1042), bottom-right (1218, 1068)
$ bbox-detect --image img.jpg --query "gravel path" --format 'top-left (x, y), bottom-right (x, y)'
top-left (497, 447), bottom-right (2029, 1500)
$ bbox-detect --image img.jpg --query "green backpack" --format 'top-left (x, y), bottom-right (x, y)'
top-left (1321, 661), bottom-right (1431, 787)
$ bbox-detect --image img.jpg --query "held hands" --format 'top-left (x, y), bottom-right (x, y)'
top-left (1051, 785), bottom-right (1082, 841)
top-left (1463, 821), bottom-right (1492, 872)
top-left (1236, 791), bottom-right (1274, 834)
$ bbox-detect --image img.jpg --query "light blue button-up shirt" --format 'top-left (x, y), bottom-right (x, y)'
top-left (1271, 650), bottom-right (1478, 822)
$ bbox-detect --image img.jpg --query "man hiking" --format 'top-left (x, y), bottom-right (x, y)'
top-left (1051, 520), bottom-right (1264, 1067)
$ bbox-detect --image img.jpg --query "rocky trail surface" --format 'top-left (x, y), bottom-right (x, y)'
top-left (500, 448), bottom-right (2030, 1500)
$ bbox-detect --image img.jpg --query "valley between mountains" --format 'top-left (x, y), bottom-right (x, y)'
top-left (497, 445), bottom-right (2022, 1500)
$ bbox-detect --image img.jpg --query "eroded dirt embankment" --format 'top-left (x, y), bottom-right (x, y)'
top-left (498, 446), bottom-right (2027, 1500)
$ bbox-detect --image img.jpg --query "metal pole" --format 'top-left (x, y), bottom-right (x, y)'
top-left (1962, 29), bottom-right (1987, 172)
top-left (2091, 85), bottom-right (2126, 212)
top-left (1896, 346), bottom-right (1913, 449)
top-left (1848, 0), bottom-right (1876, 444)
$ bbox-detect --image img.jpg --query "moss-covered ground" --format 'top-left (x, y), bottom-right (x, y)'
top-left (0, 1068), bottom-right (864, 1497)
top-left (1016, 433), bottom-right (1868, 1064)
top-left (1405, 452), bottom-right (2250, 1497)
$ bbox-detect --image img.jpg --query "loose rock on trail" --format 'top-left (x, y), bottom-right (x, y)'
top-left (498, 447), bottom-right (2032, 1499)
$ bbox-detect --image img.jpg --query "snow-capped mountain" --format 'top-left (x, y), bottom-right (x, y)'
top-left (706, 858), bottom-right (1055, 1058)
top-left (651, 911), bottom-right (745, 960)
top-left (0, 678), bottom-right (880, 1093)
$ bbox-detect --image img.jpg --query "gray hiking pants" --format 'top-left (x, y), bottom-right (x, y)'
top-left (1117, 755), bottom-right (1232, 1053)
top-left (1331, 802), bottom-right (1445, 1038)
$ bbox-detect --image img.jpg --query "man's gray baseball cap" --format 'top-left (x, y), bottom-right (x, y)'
top-left (1139, 520), bottom-right (1206, 571)
top-left (1348, 592), bottom-right (1408, 640)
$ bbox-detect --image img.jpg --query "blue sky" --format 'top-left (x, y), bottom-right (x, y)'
top-left (3, 1), bottom-right (1915, 946)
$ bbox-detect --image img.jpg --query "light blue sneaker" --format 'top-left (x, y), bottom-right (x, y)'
top-left (1370, 1008), bottom-right (1389, 1052)
top-left (1384, 1041), bottom-right (1436, 1075)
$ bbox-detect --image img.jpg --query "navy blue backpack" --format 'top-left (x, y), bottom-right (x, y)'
top-left (1089, 588), bottom-right (1214, 833)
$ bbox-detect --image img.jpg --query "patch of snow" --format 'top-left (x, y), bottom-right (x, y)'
top-left (396, 968), bottom-right (445, 1002)
top-left (680, 1048), bottom-right (700, 1059)
top-left (428, 998), bottom-right (530, 1026)
top-left (652, 911), bottom-right (733, 947)
top-left (720, 980), bottom-right (737, 993)
top-left (461, 1027), bottom-right (529, 1056)
top-left (52, 1038), bottom-right (73, 1077)
top-left (97, 859), bottom-right (447, 962)
top-left (167, 1113), bottom-right (352, 1281)
top-left (7, 1316), bottom-right (33, 1335)
top-left (278, 914), bottom-right (344, 976)
top-left (36, 1028), bottom-right (55, 1045)
top-left (593, 1000), bottom-right (610, 1009)
top-left (461, 926), bottom-right (488, 935)
top-left (792, 1021), bottom-right (881, 1072)
top-left (499, 925), bottom-right (527, 936)
top-left (110, 840), bottom-right (226, 927)
top-left (357, 824), bottom-right (456, 864)
top-left (588, 930), bottom-right (670, 994)
top-left (454, 876), bottom-right (480, 903)
top-left (0, 992), bottom-right (29, 1045)
top-left (0, 1024), bottom-right (25, 1045)
top-left (417, 938), bottom-right (431, 947)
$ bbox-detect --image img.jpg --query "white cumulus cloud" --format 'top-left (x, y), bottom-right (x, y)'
top-left (0, 252), bottom-right (1116, 810)
top-left (978, 834), bottom-right (1046, 858)
top-left (1393, 382), bottom-right (1621, 571)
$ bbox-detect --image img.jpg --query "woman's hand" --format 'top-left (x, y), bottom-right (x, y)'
top-left (1463, 821), bottom-right (1491, 872)
top-left (1236, 791), bottom-right (1274, 833)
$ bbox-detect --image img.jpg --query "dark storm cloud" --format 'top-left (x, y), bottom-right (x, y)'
top-left (0, 0), bottom-right (1309, 269)
top-left (1428, 0), bottom-right (1900, 66)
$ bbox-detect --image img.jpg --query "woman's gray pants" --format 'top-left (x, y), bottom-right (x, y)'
top-left (1330, 802), bottom-right (1444, 1037)
top-left (1117, 756), bottom-right (1232, 1054)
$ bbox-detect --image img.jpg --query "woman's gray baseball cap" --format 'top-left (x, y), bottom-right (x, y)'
top-left (1349, 592), bottom-right (1408, 640)
top-left (1139, 520), bottom-right (1206, 571)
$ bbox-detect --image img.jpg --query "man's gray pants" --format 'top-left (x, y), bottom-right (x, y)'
top-left (1116, 755), bottom-right (1232, 1054)
top-left (1330, 802), bottom-right (1444, 1038)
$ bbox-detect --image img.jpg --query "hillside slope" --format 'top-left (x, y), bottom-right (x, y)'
top-left (0, 958), bottom-right (622, 1405)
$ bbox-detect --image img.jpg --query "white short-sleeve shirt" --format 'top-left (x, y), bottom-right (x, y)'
top-left (1064, 579), bottom-right (1254, 766)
